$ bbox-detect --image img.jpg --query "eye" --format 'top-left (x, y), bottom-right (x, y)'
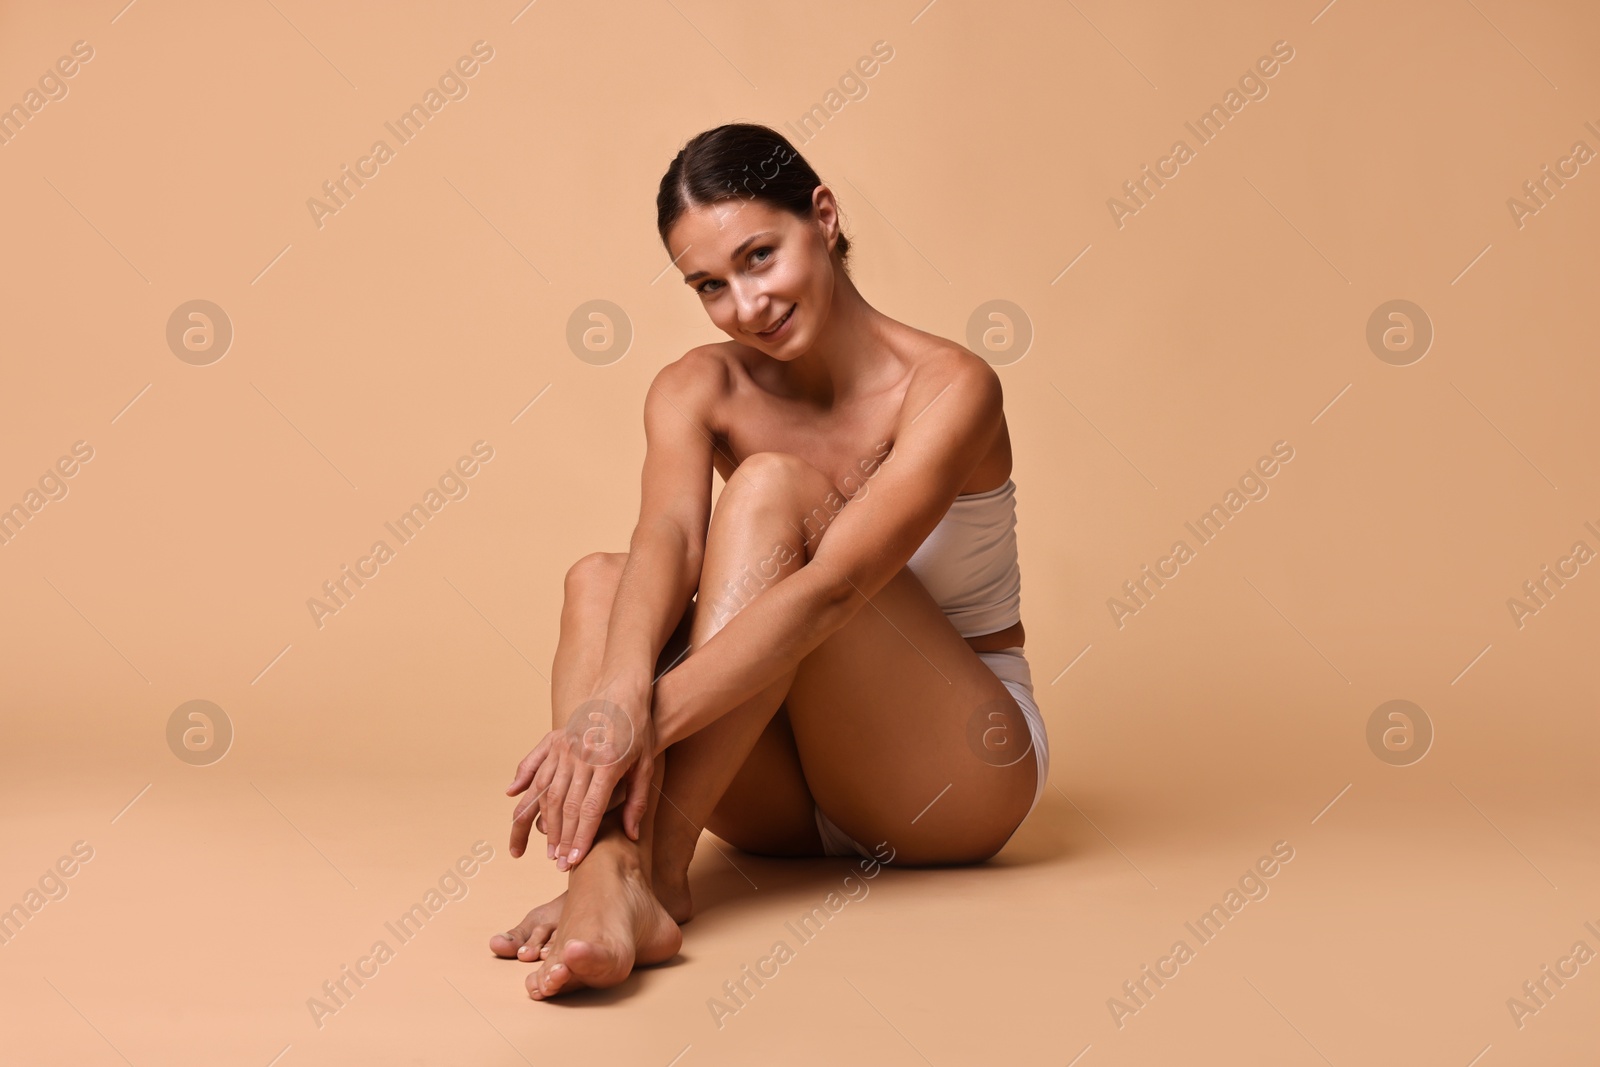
top-left (693, 247), bottom-right (773, 295)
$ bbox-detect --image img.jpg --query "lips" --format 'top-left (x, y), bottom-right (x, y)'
top-left (757, 304), bottom-right (795, 337)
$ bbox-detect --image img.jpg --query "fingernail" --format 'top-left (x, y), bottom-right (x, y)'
top-left (547, 843), bottom-right (554, 860)
top-left (567, 848), bottom-right (580, 864)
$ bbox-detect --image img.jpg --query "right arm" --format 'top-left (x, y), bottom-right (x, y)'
top-left (510, 349), bottom-right (722, 865)
top-left (594, 351), bottom-right (720, 690)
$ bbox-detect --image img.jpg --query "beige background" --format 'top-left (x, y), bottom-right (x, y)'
top-left (2, 0), bottom-right (1597, 1064)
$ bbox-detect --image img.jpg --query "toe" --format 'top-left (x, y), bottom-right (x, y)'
top-left (491, 912), bottom-right (557, 959)
top-left (489, 929), bottom-right (524, 958)
top-left (561, 938), bottom-right (631, 989)
top-left (538, 960), bottom-right (571, 998)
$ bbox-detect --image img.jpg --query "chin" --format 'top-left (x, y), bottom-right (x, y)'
top-left (748, 305), bottom-right (804, 354)
top-left (769, 329), bottom-right (811, 359)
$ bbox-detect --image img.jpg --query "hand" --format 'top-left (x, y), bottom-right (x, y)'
top-left (506, 741), bottom-right (629, 860)
top-left (506, 679), bottom-right (655, 869)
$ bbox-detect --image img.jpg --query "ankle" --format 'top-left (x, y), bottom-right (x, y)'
top-left (650, 862), bottom-right (683, 889)
top-left (651, 842), bottom-right (692, 886)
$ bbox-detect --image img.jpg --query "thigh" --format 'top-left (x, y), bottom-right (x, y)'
top-left (783, 565), bottom-right (1037, 865)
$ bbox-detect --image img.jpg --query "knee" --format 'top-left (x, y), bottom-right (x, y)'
top-left (728, 452), bottom-right (830, 495)
top-left (719, 452), bottom-right (835, 525)
top-left (564, 551), bottom-right (626, 602)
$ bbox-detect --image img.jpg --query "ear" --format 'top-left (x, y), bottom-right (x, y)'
top-left (812, 184), bottom-right (841, 254)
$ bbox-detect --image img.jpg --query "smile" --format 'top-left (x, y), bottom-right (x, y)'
top-left (757, 304), bottom-right (795, 338)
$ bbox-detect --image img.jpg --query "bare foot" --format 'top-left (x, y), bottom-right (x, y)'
top-left (489, 891), bottom-right (567, 962)
top-left (490, 868), bottom-right (690, 965)
top-left (530, 853), bottom-right (681, 1000)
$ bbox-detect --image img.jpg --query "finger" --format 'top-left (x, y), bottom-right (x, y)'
top-left (522, 748), bottom-right (561, 842)
top-left (507, 735), bottom-right (552, 795)
top-left (507, 737), bottom-right (546, 794)
top-left (509, 790), bottom-right (541, 858)
top-left (529, 748), bottom-right (559, 809)
top-left (544, 756), bottom-right (574, 861)
top-left (565, 770), bottom-right (615, 870)
top-left (616, 755), bottom-right (640, 839)
top-left (622, 753), bottom-right (653, 841)
top-left (510, 766), bottom-right (555, 858)
top-left (556, 763), bottom-right (594, 870)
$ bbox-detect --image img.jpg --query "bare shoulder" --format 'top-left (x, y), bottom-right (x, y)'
top-left (652, 343), bottom-right (734, 394)
top-left (645, 343), bottom-right (737, 423)
top-left (896, 335), bottom-right (1004, 429)
top-left (887, 334), bottom-right (1011, 487)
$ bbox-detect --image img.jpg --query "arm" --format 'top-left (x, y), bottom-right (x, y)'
top-left (595, 355), bottom-right (721, 688)
top-left (649, 354), bottom-right (1005, 754)
top-left (509, 349), bottom-right (721, 862)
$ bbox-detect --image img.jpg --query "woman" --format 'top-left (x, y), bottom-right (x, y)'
top-left (487, 122), bottom-right (1049, 1000)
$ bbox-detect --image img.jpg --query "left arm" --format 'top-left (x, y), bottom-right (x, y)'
top-left (649, 356), bottom-right (1005, 753)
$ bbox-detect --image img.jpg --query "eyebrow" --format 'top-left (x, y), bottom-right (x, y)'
top-left (682, 231), bottom-right (777, 284)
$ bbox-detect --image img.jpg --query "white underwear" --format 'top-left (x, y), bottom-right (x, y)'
top-left (813, 645), bottom-right (1049, 859)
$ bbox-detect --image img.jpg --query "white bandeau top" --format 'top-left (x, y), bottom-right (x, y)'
top-left (905, 478), bottom-right (1022, 639)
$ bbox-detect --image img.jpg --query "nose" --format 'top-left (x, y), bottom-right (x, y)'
top-left (729, 280), bottom-right (769, 332)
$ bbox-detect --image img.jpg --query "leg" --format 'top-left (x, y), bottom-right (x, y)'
top-left (657, 452), bottom-right (1036, 870)
top-left (648, 455), bottom-right (845, 915)
top-left (526, 763), bottom-right (682, 998)
top-left (520, 453), bottom-right (865, 998)
top-left (529, 455), bottom-right (838, 997)
top-left (502, 552), bottom-right (687, 998)
top-left (505, 443), bottom-right (1033, 997)
top-left (494, 525), bottom-right (800, 999)
top-left (488, 532), bottom-right (808, 964)
top-left (488, 552), bottom-right (687, 962)
top-left (684, 452), bottom-right (1039, 866)
top-left (787, 570), bottom-right (1037, 863)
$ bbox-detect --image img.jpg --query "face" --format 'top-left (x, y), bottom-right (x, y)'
top-left (668, 187), bottom-right (840, 358)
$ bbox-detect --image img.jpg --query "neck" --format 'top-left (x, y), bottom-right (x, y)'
top-left (778, 268), bottom-right (885, 406)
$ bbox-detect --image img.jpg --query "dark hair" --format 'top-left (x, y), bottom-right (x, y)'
top-left (656, 123), bottom-right (851, 271)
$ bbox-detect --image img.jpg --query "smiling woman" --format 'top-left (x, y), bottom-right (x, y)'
top-left (666, 126), bottom-right (850, 333)
top-left (488, 121), bottom-right (1046, 1003)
